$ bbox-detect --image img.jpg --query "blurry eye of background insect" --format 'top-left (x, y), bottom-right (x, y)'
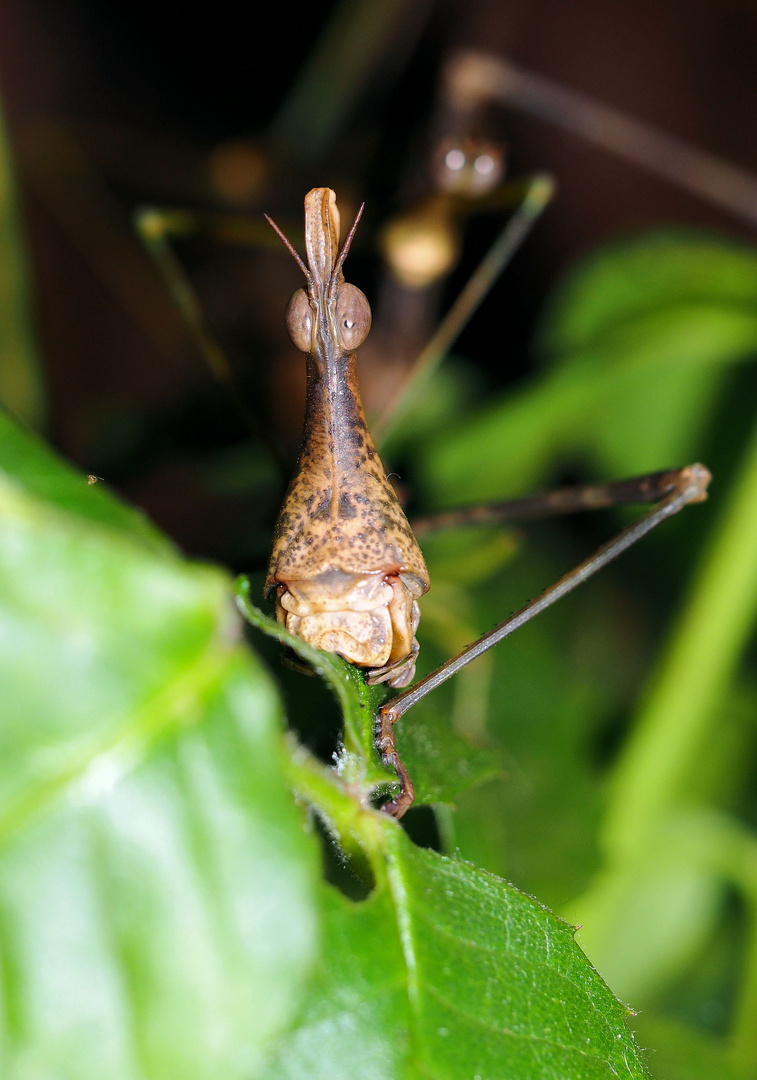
top-left (431, 137), bottom-right (506, 197)
top-left (285, 288), bottom-right (313, 352)
top-left (336, 283), bottom-right (371, 351)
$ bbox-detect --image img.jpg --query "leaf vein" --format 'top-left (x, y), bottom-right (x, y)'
top-left (419, 980), bottom-right (633, 1074)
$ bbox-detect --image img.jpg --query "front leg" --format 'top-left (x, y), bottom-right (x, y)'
top-left (378, 463), bottom-right (711, 819)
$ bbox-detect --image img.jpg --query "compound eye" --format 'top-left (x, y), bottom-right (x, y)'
top-left (285, 289), bottom-right (313, 352)
top-left (336, 283), bottom-right (371, 351)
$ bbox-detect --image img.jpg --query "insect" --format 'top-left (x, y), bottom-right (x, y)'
top-left (264, 187), bottom-right (711, 819)
top-left (264, 189), bottom-right (429, 691)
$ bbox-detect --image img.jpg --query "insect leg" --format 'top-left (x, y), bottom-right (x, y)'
top-left (374, 171), bottom-right (555, 443)
top-left (410, 467), bottom-right (693, 536)
top-left (133, 205), bottom-right (288, 477)
top-left (375, 707), bottom-right (416, 820)
top-left (445, 52), bottom-right (757, 228)
top-left (379, 462), bottom-right (711, 818)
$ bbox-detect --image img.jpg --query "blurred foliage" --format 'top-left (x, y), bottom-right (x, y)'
top-left (0, 413), bottom-right (320, 1078)
top-left (418, 232), bottom-right (757, 503)
top-left (0, 101), bottom-right (44, 429)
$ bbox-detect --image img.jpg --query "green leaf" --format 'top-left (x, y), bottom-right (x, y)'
top-left (0, 410), bottom-right (170, 550)
top-left (269, 827), bottom-right (651, 1079)
top-left (538, 231), bottom-right (757, 477)
top-left (538, 232), bottom-right (757, 354)
top-left (419, 232), bottom-right (757, 505)
top-left (0, 415), bottom-right (320, 1079)
top-left (235, 572), bottom-right (650, 1077)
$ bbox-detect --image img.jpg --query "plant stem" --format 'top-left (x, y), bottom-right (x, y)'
top-left (284, 740), bottom-right (389, 874)
top-left (0, 102), bottom-right (45, 427)
top-left (603, 412), bottom-right (757, 860)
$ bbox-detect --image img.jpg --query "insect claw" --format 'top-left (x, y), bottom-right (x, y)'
top-left (375, 704), bottom-right (415, 818)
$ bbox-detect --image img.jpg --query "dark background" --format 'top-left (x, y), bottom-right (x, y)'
top-left (2, 0), bottom-right (756, 565)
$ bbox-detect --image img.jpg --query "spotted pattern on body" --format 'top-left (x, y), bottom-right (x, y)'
top-left (265, 188), bottom-right (429, 687)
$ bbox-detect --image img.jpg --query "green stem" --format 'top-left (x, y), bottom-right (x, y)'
top-left (0, 101), bottom-right (44, 427)
top-left (377, 173), bottom-right (555, 447)
top-left (731, 900), bottom-right (757, 1078)
top-left (269, 0), bottom-right (422, 161)
top-left (283, 739), bottom-right (387, 875)
top-left (669, 812), bottom-right (757, 1074)
top-left (603, 412), bottom-right (757, 859)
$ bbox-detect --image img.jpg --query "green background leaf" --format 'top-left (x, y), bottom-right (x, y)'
top-left (419, 233), bottom-right (757, 504)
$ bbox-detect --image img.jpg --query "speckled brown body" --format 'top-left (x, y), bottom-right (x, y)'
top-left (265, 189), bottom-right (429, 687)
